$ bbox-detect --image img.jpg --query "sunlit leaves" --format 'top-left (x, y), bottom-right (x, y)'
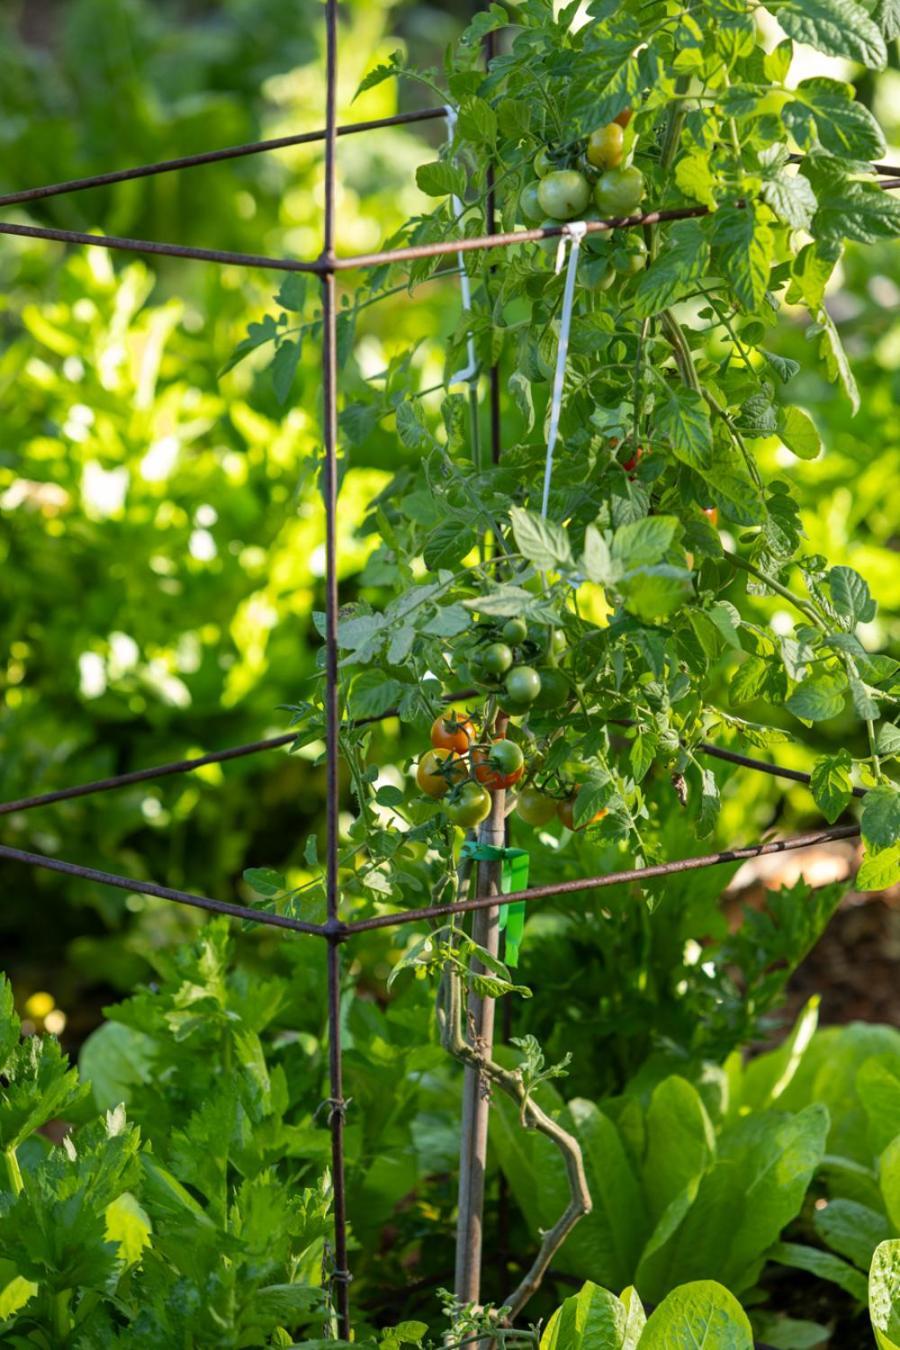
top-left (776, 0), bottom-right (887, 68)
top-left (633, 222), bottom-right (710, 318)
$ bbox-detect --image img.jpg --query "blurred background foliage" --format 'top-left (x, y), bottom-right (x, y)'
top-left (0, 0), bottom-right (897, 1054)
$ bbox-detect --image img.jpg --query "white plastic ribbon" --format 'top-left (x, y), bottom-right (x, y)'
top-left (444, 104), bottom-right (479, 387)
top-left (540, 219), bottom-right (588, 518)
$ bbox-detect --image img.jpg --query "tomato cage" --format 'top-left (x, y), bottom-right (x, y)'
top-left (1, 2), bottom-right (898, 1338)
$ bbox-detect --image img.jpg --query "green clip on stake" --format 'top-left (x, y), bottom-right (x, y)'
top-left (459, 842), bottom-right (530, 967)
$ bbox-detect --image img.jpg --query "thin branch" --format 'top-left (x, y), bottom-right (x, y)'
top-left (437, 966), bottom-right (592, 1323)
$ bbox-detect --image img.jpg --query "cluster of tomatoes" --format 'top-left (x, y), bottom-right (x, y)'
top-left (416, 713), bottom-right (603, 832)
top-left (414, 617), bottom-right (608, 832)
top-left (519, 109), bottom-right (646, 236)
top-left (416, 712), bottom-right (522, 827)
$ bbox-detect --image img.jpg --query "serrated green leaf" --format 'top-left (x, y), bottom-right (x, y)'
top-left (857, 844), bottom-right (900, 891)
top-left (815, 306), bottom-right (860, 414)
top-left (762, 171), bottom-right (818, 230)
top-left (777, 0), bottom-right (887, 67)
top-left (830, 566), bottom-right (876, 624)
top-left (347, 671), bottom-right (405, 719)
top-left (876, 723), bottom-right (900, 758)
top-left (354, 51), bottom-right (404, 99)
top-left (785, 674), bottom-right (847, 722)
top-left (655, 387), bottom-right (713, 470)
top-left (509, 506), bottom-right (573, 571)
top-left (861, 787), bottom-right (900, 851)
top-left (612, 516), bottom-right (679, 569)
top-left (415, 160), bottom-right (467, 198)
top-left (712, 205), bottom-right (772, 311)
top-left (423, 520), bottom-right (477, 571)
top-left (810, 752), bottom-right (853, 822)
top-left (633, 222), bottom-right (710, 318)
top-left (794, 78), bottom-right (887, 160)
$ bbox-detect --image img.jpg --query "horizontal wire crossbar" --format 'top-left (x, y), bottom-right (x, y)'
top-left (4, 182), bottom-right (899, 276)
top-left (0, 109), bottom-right (448, 210)
top-left (0, 843), bottom-right (326, 935)
top-left (343, 822), bottom-right (862, 936)
top-left (0, 822), bottom-right (861, 944)
top-left (0, 220), bottom-right (324, 272)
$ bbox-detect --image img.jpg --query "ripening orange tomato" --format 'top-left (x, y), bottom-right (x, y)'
top-left (416, 749), bottom-right (467, 798)
top-left (430, 714), bottom-right (475, 754)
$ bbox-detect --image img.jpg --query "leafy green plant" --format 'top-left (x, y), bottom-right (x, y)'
top-left (540, 1277), bottom-right (753, 1349)
top-left (492, 1053), bottom-right (828, 1305)
top-left (729, 1001), bottom-right (900, 1323)
top-left (0, 952), bottom-right (336, 1346)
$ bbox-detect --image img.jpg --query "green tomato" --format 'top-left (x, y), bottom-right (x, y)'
top-left (445, 781), bottom-right (493, 827)
top-left (616, 234), bottom-right (648, 274)
top-left (586, 123), bottom-right (625, 170)
top-left (532, 667), bottom-right (570, 711)
top-left (505, 665), bottom-right (542, 706)
top-left (479, 642), bottom-right (514, 677)
top-left (515, 785), bottom-right (558, 827)
top-left (537, 170), bottom-right (591, 221)
top-left (593, 166), bottom-right (645, 217)
top-left (488, 739), bottom-right (524, 775)
top-left (502, 618), bottom-right (528, 645)
top-left (533, 147), bottom-right (554, 178)
top-left (519, 181), bottom-right (545, 224)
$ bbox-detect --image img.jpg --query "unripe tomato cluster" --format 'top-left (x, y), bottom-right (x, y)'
top-left (519, 109), bottom-right (645, 239)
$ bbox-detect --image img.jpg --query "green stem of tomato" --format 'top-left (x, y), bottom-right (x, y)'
top-left (724, 549), bottom-right (826, 631)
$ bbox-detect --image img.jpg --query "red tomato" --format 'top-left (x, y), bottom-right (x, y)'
top-left (473, 740), bottom-right (525, 791)
top-left (702, 506), bottom-right (719, 528)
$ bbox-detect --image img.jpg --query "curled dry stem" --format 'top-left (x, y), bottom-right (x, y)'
top-left (436, 961), bottom-right (592, 1323)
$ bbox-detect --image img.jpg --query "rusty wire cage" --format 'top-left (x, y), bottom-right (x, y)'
top-left (2, 1), bottom-right (898, 1337)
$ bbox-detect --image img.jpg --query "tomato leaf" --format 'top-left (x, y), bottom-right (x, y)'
top-left (776, 0), bottom-right (887, 68)
top-left (654, 387), bottom-right (713, 470)
top-left (785, 674), bottom-right (848, 722)
top-left (777, 405), bottom-right (822, 460)
top-left (810, 751), bottom-right (853, 822)
top-left (510, 507), bottom-right (573, 571)
top-left (860, 786), bottom-right (900, 851)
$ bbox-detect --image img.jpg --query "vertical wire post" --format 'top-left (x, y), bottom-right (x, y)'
top-left (320, 0), bottom-right (351, 1338)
